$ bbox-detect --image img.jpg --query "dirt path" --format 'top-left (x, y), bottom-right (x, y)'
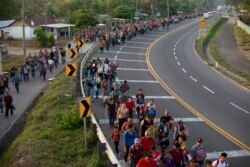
top-left (217, 17), bottom-right (250, 74)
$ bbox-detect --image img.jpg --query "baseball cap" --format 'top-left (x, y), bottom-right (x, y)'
top-left (134, 138), bottom-right (140, 144)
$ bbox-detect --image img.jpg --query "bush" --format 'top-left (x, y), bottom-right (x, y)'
top-left (60, 107), bottom-right (82, 130)
top-left (34, 27), bottom-right (48, 47)
top-left (47, 33), bottom-right (55, 47)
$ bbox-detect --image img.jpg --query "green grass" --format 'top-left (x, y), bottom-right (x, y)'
top-left (195, 17), bottom-right (250, 89)
top-left (0, 54), bottom-right (107, 166)
top-left (2, 55), bottom-right (25, 73)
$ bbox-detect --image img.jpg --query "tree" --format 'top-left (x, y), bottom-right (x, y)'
top-left (75, 9), bottom-right (99, 28)
top-left (113, 5), bottom-right (135, 19)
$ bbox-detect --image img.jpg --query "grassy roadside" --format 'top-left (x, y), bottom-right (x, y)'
top-left (195, 17), bottom-right (250, 89)
top-left (233, 25), bottom-right (250, 61)
top-left (0, 55), bottom-right (106, 166)
top-left (2, 55), bottom-right (24, 73)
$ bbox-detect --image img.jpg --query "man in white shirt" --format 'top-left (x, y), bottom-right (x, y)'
top-left (212, 152), bottom-right (229, 167)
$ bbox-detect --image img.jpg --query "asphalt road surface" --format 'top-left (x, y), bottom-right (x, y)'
top-left (90, 18), bottom-right (250, 166)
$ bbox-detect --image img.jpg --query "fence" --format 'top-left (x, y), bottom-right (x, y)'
top-left (80, 43), bottom-right (121, 167)
top-left (237, 19), bottom-right (250, 35)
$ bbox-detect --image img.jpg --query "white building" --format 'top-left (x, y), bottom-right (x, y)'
top-left (0, 16), bottom-right (74, 40)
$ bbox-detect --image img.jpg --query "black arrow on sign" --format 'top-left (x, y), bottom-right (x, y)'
top-left (81, 100), bottom-right (90, 118)
top-left (67, 64), bottom-right (76, 76)
top-left (78, 40), bottom-right (83, 47)
top-left (70, 49), bottom-right (76, 58)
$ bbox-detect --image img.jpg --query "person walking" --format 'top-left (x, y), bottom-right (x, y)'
top-left (212, 152), bottom-right (229, 167)
top-left (123, 124), bottom-right (136, 163)
top-left (109, 126), bottom-right (121, 156)
top-left (12, 75), bottom-right (21, 93)
top-left (4, 91), bottom-right (14, 117)
top-left (40, 64), bottom-right (47, 81)
top-left (191, 138), bottom-right (207, 167)
top-left (129, 138), bottom-right (144, 167)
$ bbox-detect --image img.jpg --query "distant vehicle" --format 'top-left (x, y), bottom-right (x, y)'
top-left (217, 5), bottom-right (222, 11)
top-left (203, 13), bottom-right (209, 19)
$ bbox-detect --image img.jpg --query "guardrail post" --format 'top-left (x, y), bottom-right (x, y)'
top-left (97, 141), bottom-right (106, 160)
top-left (91, 123), bottom-right (97, 135)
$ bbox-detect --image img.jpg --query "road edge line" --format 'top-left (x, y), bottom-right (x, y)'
top-left (146, 21), bottom-right (250, 152)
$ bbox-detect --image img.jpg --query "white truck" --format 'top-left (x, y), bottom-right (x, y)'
top-left (203, 13), bottom-right (209, 19)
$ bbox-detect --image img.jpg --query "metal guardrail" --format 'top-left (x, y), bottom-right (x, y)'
top-left (80, 43), bottom-right (121, 167)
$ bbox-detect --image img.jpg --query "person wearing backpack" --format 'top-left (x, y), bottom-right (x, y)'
top-left (191, 138), bottom-right (207, 167)
top-left (129, 138), bottom-right (144, 167)
top-left (212, 152), bottom-right (229, 167)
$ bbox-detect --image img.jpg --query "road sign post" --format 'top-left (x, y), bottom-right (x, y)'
top-left (79, 97), bottom-right (92, 151)
top-left (77, 39), bottom-right (84, 54)
top-left (66, 63), bottom-right (77, 96)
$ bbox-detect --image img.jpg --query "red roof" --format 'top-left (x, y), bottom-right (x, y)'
top-left (25, 16), bottom-right (57, 27)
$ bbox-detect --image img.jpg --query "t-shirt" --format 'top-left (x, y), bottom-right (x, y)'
top-left (126, 101), bottom-right (135, 112)
top-left (137, 158), bottom-right (157, 167)
top-left (140, 136), bottom-right (156, 153)
top-left (212, 159), bottom-right (229, 167)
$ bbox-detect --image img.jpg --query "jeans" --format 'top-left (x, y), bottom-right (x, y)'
top-left (109, 110), bottom-right (116, 126)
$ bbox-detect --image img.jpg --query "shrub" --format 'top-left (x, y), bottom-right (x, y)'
top-left (47, 33), bottom-right (55, 47)
top-left (60, 107), bottom-right (82, 130)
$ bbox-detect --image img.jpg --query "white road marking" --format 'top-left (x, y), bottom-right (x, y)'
top-left (182, 68), bottom-right (187, 73)
top-left (138, 37), bottom-right (155, 40)
top-left (177, 61), bottom-right (181, 66)
top-left (206, 150), bottom-right (250, 159)
top-left (118, 80), bottom-right (159, 83)
top-left (176, 41), bottom-right (179, 44)
top-left (145, 34), bottom-right (161, 37)
top-left (203, 86), bottom-right (215, 94)
top-left (189, 76), bottom-right (197, 82)
top-left (123, 46), bottom-right (147, 49)
top-left (116, 68), bottom-right (149, 71)
top-left (175, 56), bottom-right (177, 60)
top-left (174, 44), bottom-right (177, 47)
top-left (108, 51), bottom-right (145, 55)
top-left (99, 58), bottom-right (146, 63)
top-left (127, 41), bottom-right (151, 44)
top-left (230, 102), bottom-right (250, 114)
top-left (99, 117), bottom-right (203, 124)
top-left (173, 48), bottom-right (176, 51)
top-left (174, 52), bottom-right (176, 55)
top-left (119, 47), bottom-right (122, 50)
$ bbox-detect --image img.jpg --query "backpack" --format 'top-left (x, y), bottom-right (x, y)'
top-left (215, 159), bottom-right (229, 167)
top-left (130, 144), bottom-right (143, 160)
top-left (196, 146), bottom-right (206, 161)
top-left (147, 109), bottom-right (156, 117)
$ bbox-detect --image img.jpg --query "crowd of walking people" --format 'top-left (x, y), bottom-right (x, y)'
top-left (82, 18), bottom-right (229, 167)
top-left (0, 45), bottom-right (67, 117)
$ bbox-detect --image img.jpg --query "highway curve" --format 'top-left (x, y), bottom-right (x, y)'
top-left (91, 18), bottom-right (250, 166)
top-left (147, 17), bottom-right (250, 165)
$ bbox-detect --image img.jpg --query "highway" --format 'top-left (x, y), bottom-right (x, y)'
top-left (91, 18), bottom-right (250, 166)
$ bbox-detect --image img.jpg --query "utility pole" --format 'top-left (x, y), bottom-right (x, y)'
top-left (151, 0), bottom-right (154, 20)
top-left (45, 7), bottom-right (47, 33)
top-left (22, 0), bottom-right (26, 56)
top-left (167, 0), bottom-right (170, 18)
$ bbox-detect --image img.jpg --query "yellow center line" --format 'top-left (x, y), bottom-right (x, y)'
top-left (145, 21), bottom-right (250, 152)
